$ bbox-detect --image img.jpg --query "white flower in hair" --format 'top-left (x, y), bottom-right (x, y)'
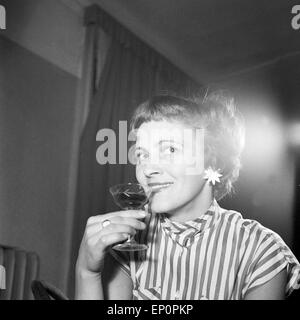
top-left (203, 167), bottom-right (222, 185)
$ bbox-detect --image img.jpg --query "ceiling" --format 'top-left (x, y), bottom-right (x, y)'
top-left (75, 0), bottom-right (300, 85)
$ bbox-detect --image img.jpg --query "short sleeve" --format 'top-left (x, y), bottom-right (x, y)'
top-left (244, 231), bottom-right (300, 297)
top-left (108, 248), bottom-right (131, 278)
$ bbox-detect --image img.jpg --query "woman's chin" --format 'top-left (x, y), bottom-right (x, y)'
top-left (150, 199), bottom-right (175, 214)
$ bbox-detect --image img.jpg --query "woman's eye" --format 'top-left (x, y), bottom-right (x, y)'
top-left (135, 152), bottom-right (148, 160)
top-left (163, 146), bottom-right (177, 155)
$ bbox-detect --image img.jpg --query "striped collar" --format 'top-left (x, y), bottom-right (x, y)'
top-left (159, 199), bottom-right (220, 247)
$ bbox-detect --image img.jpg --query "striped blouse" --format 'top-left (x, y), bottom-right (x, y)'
top-left (109, 199), bottom-right (300, 300)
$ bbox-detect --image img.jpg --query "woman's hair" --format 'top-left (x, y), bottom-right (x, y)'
top-left (130, 91), bottom-right (245, 200)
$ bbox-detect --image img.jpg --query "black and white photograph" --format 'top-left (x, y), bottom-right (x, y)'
top-left (0, 0), bottom-right (300, 304)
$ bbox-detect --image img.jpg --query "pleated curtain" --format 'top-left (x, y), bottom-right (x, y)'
top-left (67, 5), bottom-right (200, 297)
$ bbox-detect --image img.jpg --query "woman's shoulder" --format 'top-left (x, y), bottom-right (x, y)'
top-left (219, 205), bottom-right (300, 296)
top-left (218, 205), bottom-right (284, 244)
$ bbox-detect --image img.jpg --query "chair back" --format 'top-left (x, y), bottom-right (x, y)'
top-left (0, 245), bottom-right (39, 300)
top-left (31, 280), bottom-right (69, 300)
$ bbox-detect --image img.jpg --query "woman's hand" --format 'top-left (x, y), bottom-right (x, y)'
top-left (76, 210), bottom-right (147, 276)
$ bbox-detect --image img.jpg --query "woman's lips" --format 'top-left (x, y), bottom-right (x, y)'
top-left (148, 182), bottom-right (174, 192)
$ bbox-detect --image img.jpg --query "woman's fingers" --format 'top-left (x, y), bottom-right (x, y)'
top-left (99, 223), bottom-right (137, 237)
top-left (85, 215), bottom-right (147, 251)
top-left (87, 210), bottom-right (147, 225)
top-left (87, 217), bottom-right (146, 235)
top-left (84, 210), bottom-right (148, 252)
top-left (77, 210), bottom-right (148, 274)
top-left (97, 233), bottom-right (129, 248)
top-left (86, 224), bottom-right (135, 248)
top-left (87, 223), bottom-right (137, 241)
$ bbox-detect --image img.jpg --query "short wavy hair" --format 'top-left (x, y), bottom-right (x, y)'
top-left (130, 91), bottom-right (245, 200)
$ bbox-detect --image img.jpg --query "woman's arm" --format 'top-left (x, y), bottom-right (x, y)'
top-left (75, 252), bottom-right (132, 300)
top-left (75, 210), bottom-right (146, 300)
top-left (75, 267), bottom-right (104, 300)
top-left (102, 253), bottom-right (133, 300)
top-left (244, 268), bottom-right (287, 300)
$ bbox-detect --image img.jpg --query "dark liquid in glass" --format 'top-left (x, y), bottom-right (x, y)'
top-left (114, 192), bottom-right (148, 209)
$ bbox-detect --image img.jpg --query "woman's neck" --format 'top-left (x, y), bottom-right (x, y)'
top-left (165, 183), bottom-right (214, 223)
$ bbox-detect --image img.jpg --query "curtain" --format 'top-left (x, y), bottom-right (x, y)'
top-left (67, 5), bottom-right (201, 297)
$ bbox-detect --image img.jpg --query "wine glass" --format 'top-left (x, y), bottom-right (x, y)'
top-left (109, 183), bottom-right (151, 251)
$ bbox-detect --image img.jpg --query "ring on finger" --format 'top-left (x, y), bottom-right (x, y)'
top-left (101, 219), bottom-right (111, 229)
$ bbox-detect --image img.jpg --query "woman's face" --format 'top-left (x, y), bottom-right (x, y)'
top-left (135, 120), bottom-right (207, 220)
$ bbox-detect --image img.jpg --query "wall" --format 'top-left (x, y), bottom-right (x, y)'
top-left (0, 0), bottom-right (85, 77)
top-left (218, 64), bottom-right (297, 247)
top-left (0, 0), bottom-right (84, 293)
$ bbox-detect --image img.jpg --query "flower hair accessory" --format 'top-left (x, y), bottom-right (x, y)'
top-left (203, 167), bottom-right (222, 186)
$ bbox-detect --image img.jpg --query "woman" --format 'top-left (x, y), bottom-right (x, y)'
top-left (75, 93), bottom-right (300, 300)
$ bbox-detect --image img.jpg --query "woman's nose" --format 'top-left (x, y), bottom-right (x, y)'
top-left (143, 164), bottom-right (162, 178)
